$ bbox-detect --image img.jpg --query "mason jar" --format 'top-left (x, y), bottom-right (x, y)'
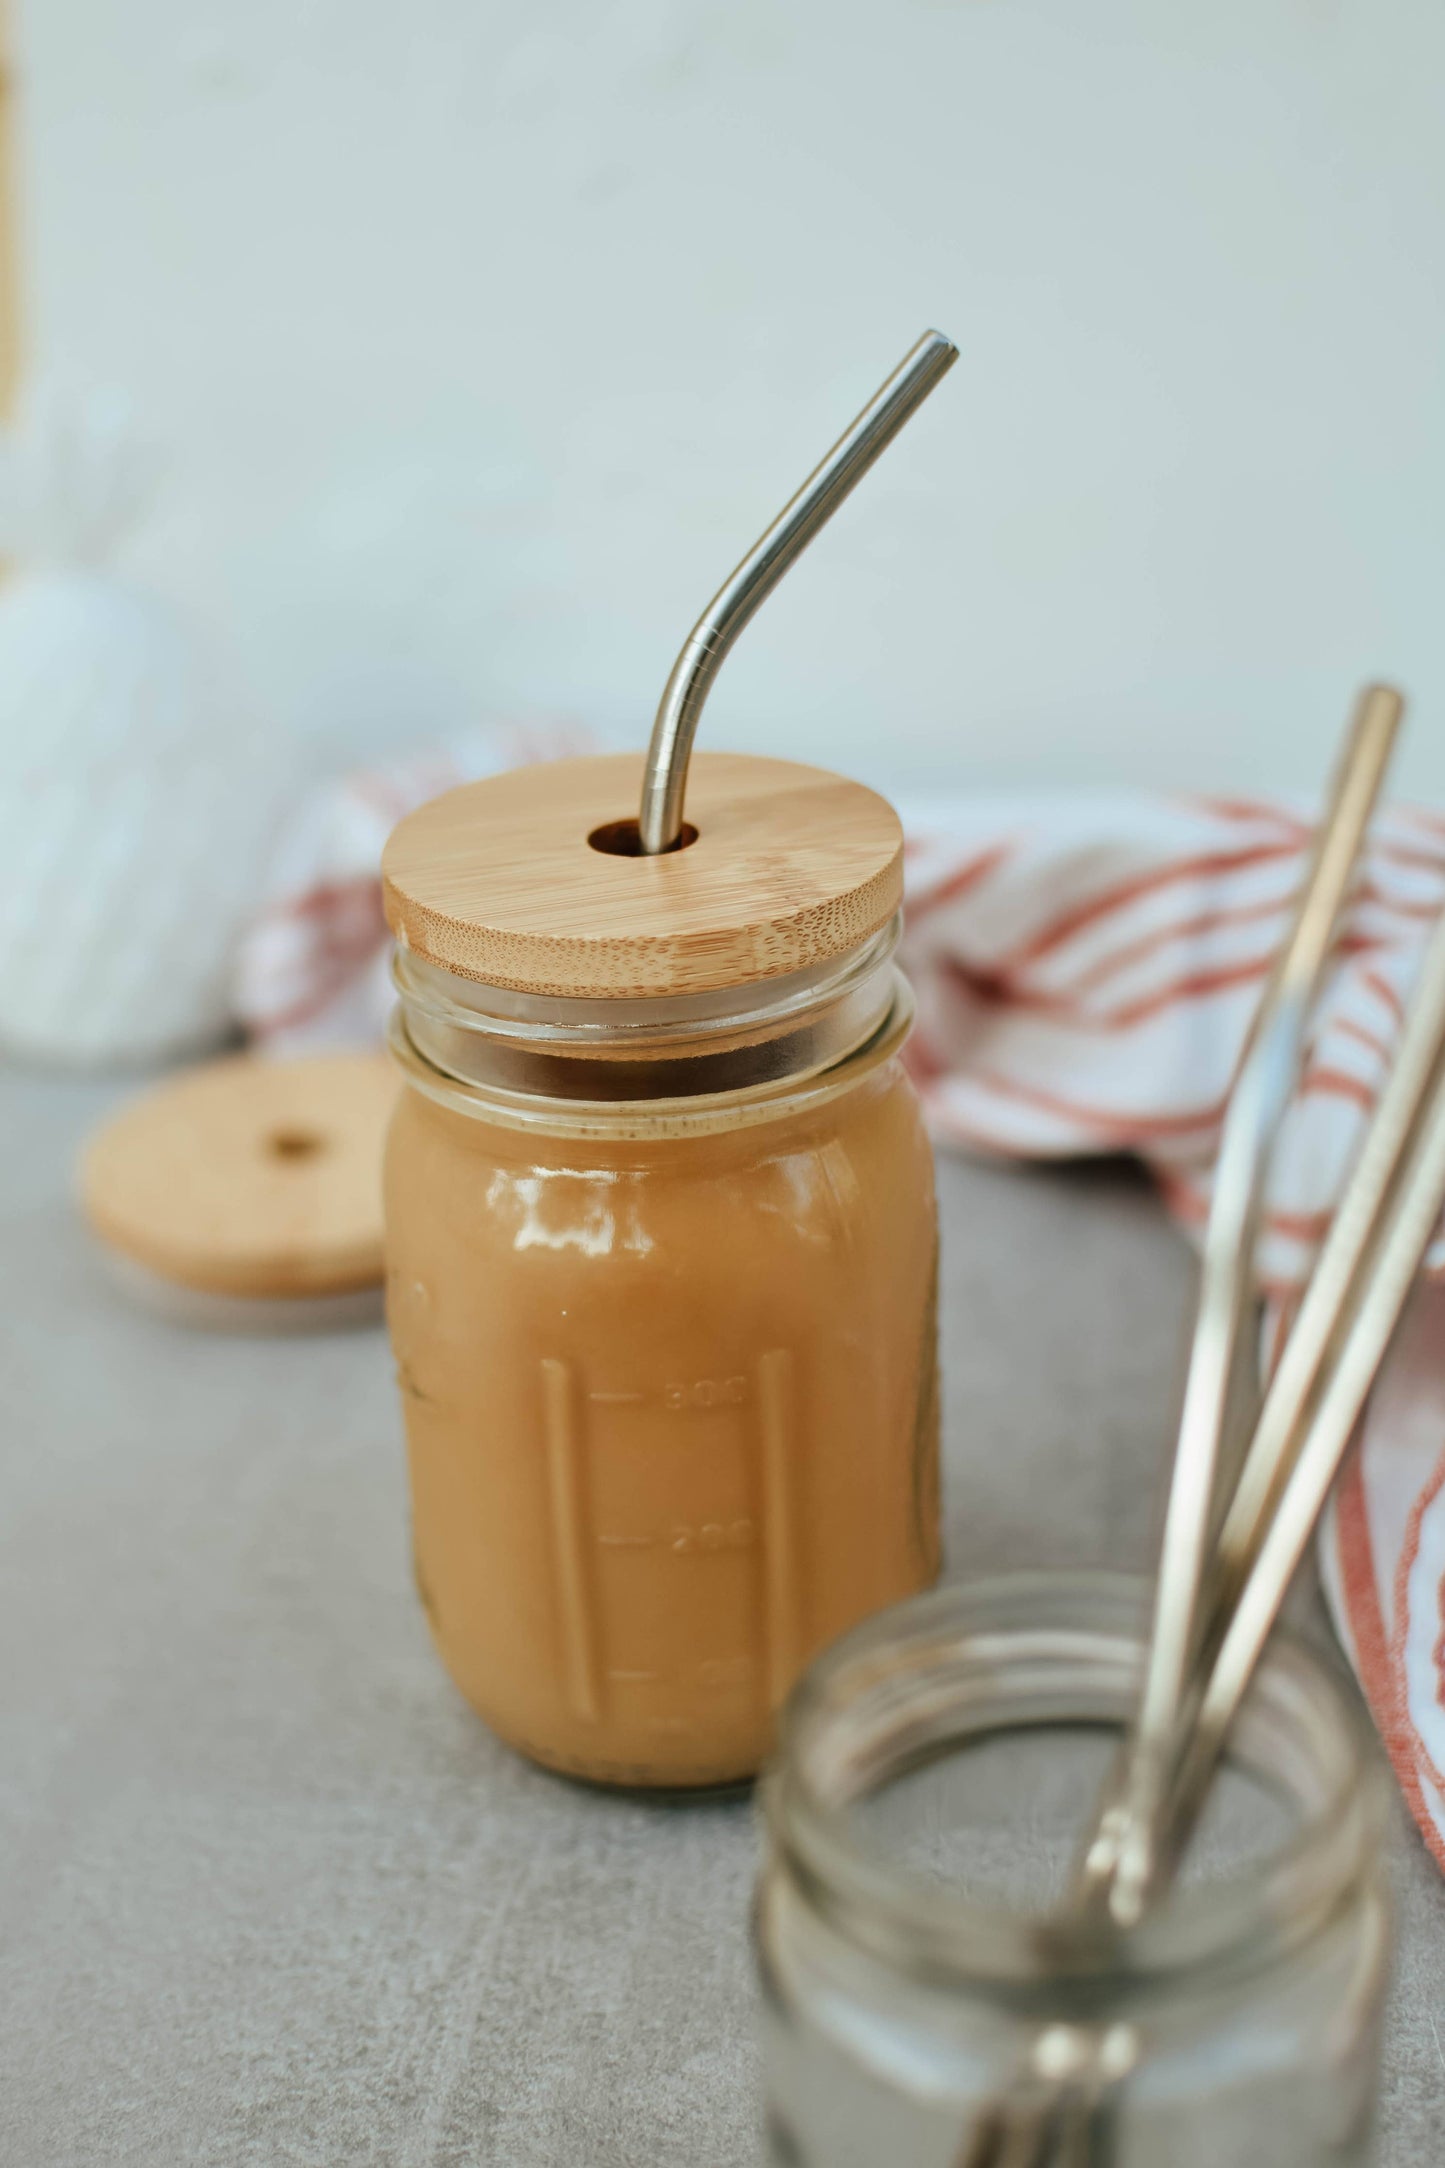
top-left (381, 752), bottom-right (940, 1788)
top-left (757, 1574), bottom-right (1391, 2166)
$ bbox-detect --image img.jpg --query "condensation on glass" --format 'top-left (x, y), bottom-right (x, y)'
top-left (757, 1575), bottom-right (1391, 2167)
top-left (381, 753), bottom-right (941, 1787)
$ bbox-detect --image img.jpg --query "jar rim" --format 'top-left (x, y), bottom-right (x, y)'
top-left (764, 1572), bottom-right (1386, 1994)
top-left (391, 918), bottom-right (904, 1106)
top-left (388, 973), bottom-right (916, 1137)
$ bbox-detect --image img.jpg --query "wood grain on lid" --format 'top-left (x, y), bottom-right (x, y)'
top-left (381, 751), bottom-right (904, 997)
top-left (80, 1053), bottom-right (396, 1298)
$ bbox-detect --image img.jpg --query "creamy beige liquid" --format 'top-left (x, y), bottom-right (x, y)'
top-left (385, 1055), bottom-right (939, 1787)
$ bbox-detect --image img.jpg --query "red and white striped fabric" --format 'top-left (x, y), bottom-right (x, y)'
top-left (235, 737), bottom-right (1445, 1868)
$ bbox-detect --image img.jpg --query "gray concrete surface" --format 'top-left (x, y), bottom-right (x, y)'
top-left (2, 1064), bottom-right (1442, 2166)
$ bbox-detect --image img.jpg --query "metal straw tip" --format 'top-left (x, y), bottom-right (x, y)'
top-left (637, 326), bottom-right (960, 854)
top-left (1359, 680), bottom-right (1405, 719)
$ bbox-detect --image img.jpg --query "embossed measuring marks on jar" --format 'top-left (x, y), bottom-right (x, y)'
top-left (540, 1352), bottom-right (801, 1741)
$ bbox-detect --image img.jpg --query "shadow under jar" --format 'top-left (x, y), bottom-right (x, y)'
top-left (757, 1575), bottom-right (1391, 2167)
top-left (381, 751), bottom-right (941, 1788)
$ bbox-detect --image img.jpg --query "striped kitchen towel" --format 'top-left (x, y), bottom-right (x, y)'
top-left (235, 737), bottom-right (1445, 1868)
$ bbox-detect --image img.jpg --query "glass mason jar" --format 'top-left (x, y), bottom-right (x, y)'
top-left (758, 1575), bottom-right (1391, 2167)
top-left (384, 908), bottom-right (940, 1789)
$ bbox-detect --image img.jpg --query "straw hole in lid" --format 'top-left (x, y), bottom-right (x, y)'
top-left (588, 817), bottom-right (699, 859)
top-left (267, 1128), bottom-right (327, 1162)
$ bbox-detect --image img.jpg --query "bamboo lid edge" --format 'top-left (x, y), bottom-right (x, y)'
top-left (382, 752), bottom-right (905, 998)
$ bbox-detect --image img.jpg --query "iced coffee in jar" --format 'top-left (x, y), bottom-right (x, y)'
top-left (383, 328), bottom-right (957, 1785)
top-left (382, 750), bottom-right (939, 1786)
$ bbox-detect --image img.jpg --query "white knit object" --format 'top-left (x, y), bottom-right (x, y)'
top-left (0, 392), bottom-right (284, 1066)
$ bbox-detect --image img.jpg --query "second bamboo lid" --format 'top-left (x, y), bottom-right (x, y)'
top-left (382, 751), bottom-right (903, 1000)
top-left (80, 1052), bottom-right (396, 1303)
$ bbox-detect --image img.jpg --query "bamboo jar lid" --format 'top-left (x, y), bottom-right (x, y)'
top-left (80, 1052), bottom-right (397, 1305)
top-left (381, 751), bottom-right (904, 999)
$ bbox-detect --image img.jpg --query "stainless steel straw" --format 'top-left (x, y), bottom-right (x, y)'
top-left (1073, 684), bottom-right (1402, 1931)
top-left (1031, 933), bottom-right (1445, 2168)
top-left (959, 683), bottom-right (1445, 2168)
top-left (1205, 895), bottom-right (1445, 1641)
top-left (638, 330), bottom-right (957, 855)
top-left (1056, 922), bottom-right (1445, 2168)
top-left (1166, 905), bottom-right (1445, 1862)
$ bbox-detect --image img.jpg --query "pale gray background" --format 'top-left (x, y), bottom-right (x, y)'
top-left (3, 1065), bottom-right (1443, 2166)
top-left (13, 0), bottom-right (1445, 800)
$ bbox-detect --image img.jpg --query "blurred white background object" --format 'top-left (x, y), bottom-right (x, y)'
top-left (14, 0), bottom-right (1445, 796)
top-left (0, 387), bottom-right (288, 1065)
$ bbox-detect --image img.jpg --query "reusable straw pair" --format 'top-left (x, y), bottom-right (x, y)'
top-left (960, 682), bottom-right (1445, 2165)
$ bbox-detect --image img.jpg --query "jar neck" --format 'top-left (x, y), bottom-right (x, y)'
top-left (393, 915), bottom-right (902, 1103)
top-left (764, 1574), bottom-right (1385, 2006)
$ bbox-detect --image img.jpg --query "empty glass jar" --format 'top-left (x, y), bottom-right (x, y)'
top-left (757, 1575), bottom-right (1391, 2167)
